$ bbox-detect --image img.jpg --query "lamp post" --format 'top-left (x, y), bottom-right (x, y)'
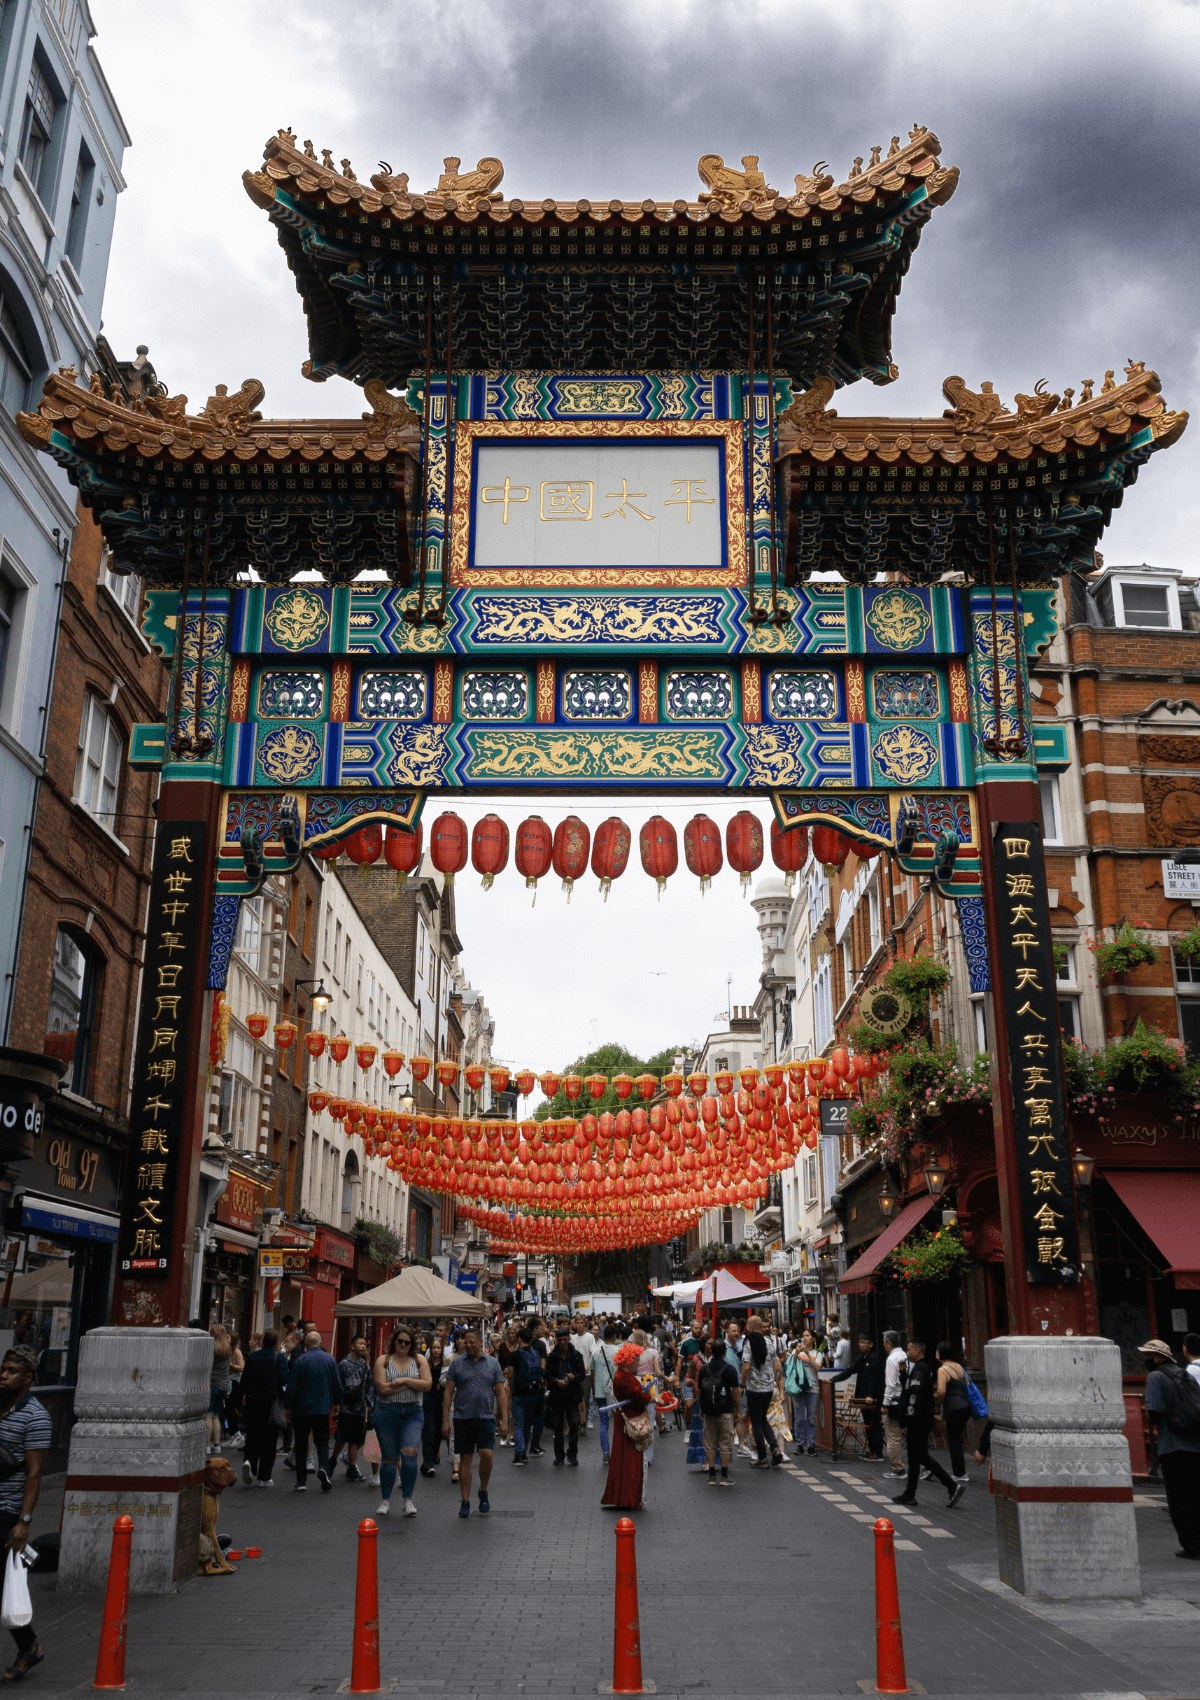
top-left (295, 977), bottom-right (332, 1013)
top-left (923, 1157), bottom-right (949, 1200)
top-left (1071, 1150), bottom-right (1096, 1190)
top-left (878, 1178), bottom-right (900, 1222)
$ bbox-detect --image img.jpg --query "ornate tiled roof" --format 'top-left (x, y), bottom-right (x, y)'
top-left (242, 129), bottom-right (958, 388)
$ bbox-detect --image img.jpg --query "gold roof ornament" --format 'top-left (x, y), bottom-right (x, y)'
top-left (696, 154), bottom-right (778, 211)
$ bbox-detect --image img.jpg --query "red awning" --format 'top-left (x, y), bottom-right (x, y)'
top-left (1105, 1169), bottom-right (1200, 1286)
top-left (839, 1196), bottom-right (938, 1295)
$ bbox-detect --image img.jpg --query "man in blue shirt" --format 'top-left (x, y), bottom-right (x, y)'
top-left (284, 1331), bottom-right (342, 1494)
top-left (442, 1329), bottom-right (508, 1518)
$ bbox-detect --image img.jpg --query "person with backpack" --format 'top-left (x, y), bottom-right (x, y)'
top-left (1139, 1338), bottom-right (1200, 1560)
top-left (893, 1339), bottom-right (964, 1509)
top-left (934, 1341), bottom-right (973, 1483)
top-left (698, 1338), bottom-right (741, 1487)
top-left (509, 1328), bottom-right (544, 1466)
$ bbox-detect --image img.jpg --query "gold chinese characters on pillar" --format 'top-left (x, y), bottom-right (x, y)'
top-left (118, 821), bottom-right (208, 1276)
top-left (992, 823), bottom-right (1081, 1285)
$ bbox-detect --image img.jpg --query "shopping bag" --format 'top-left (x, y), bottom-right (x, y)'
top-left (1, 1549), bottom-right (32, 1629)
top-left (768, 1391), bottom-right (792, 1444)
top-left (361, 1428), bottom-right (381, 1465)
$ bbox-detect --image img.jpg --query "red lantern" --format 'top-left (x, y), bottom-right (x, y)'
top-left (591, 816), bottom-right (632, 901)
top-left (585, 1072), bottom-right (608, 1100)
top-left (538, 1071), bottom-right (561, 1100)
top-left (640, 815), bottom-right (678, 898)
top-left (811, 824), bottom-right (852, 871)
top-left (770, 818), bottom-right (808, 882)
top-left (513, 1069), bottom-right (536, 1098)
top-left (612, 1074), bottom-right (634, 1101)
top-left (305, 1029), bottom-right (326, 1059)
top-left (515, 815), bottom-right (553, 902)
top-left (382, 1049), bottom-right (405, 1077)
top-left (436, 1059), bottom-right (459, 1088)
top-left (687, 1072), bottom-right (709, 1098)
top-left (308, 1090), bottom-right (328, 1116)
top-left (464, 1063), bottom-right (486, 1092)
top-left (329, 1034), bottom-right (351, 1066)
top-left (634, 1073), bottom-right (657, 1101)
top-left (562, 1074), bottom-right (583, 1102)
top-left (489, 1065), bottom-right (511, 1096)
top-left (356, 1043), bottom-right (377, 1071)
top-left (552, 816), bottom-right (590, 900)
top-left (311, 840), bottom-right (342, 862)
top-left (662, 1072), bottom-right (684, 1098)
top-left (410, 1054), bottom-right (432, 1082)
top-left (471, 813), bottom-right (510, 890)
top-left (384, 823), bottom-right (423, 888)
top-left (683, 813), bottom-right (723, 893)
top-left (274, 1020), bottom-right (297, 1051)
top-left (345, 824), bottom-right (384, 867)
top-left (327, 1095), bottom-right (348, 1121)
top-left (726, 810), bottom-right (764, 893)
top-left (429, 811), bottom-right (468, 885)
top-left (247, 1011), bottom-right (269, 1041)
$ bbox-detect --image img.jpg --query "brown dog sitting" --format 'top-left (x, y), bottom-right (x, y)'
top-left (197, 1457), bottom-right (237, 1575)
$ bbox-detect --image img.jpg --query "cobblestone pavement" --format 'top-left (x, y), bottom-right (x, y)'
top-left (13, 1427), bottom-right (1200, 1697)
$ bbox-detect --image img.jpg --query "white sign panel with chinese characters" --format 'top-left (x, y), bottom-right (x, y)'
top-left (1162, 858), bottom-right (1200, 900)
top-left (471, 442), bottom-right (724, 570)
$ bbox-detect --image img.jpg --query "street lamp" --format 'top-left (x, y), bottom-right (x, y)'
top-left (1071, 1149), bottom-right (1096, 1190)
top-left (878, 1179), bottom-right (900, 1221)
top-left (296, 978), bottom-right (332, 1013)
top-left (923, 1157), bottom-right (949, 1199)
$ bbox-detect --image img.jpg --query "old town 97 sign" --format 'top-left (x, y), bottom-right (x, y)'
top-left (993, 822), bottom-right (1080, 1285)
top-left (119, 822), bottom-right (207, 1274)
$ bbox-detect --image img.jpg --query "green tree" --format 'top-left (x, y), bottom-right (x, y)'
top-left (533, 1040), bottom-right (686, 1120)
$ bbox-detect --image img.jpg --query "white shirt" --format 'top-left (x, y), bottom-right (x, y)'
top-left (883, 1346), bottom-right (907, 1407)
top-left (575, 1330), bottom-right (596, 1367)
top-left (833, 1337), bottom-right (852, 1370)
top-left (1188, 1360), bottom-right (1200, 1387)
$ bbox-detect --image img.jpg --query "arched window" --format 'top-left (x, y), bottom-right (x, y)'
top-left (45, 928), bottom-right (100, 1096)
top-left (341, 1149), bottom-right (361, 1230)
top-left (0, 292), bottom-right (33, 416)
top-left (74, 693), bottom-right (122, 831)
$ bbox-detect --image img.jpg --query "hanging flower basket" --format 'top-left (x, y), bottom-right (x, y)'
top-left (876, 1228), bottom-right (972, 1287)
top-left (1089, 923), bottom-right (1159, 979)
top-left (1174, 925), bottom-right (1200, 965)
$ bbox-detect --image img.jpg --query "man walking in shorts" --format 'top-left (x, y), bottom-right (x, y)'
top-left (442, 1329), bottom-right (509, 1518)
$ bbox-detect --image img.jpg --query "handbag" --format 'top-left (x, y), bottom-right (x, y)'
top-left (0, 1444), bottom-right (22, 1483)
top-left (621, 1409), bottom-right (653, 1451)
top-left (963, 1370), bottom-right (989, 1420)
top-left (269, 1398), bottom-right (287, 1432)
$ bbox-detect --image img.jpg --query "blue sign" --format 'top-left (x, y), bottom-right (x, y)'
top-left (22, 1204), bottom-right (119, 1244)
top-left (456, 1272), bottom-right (479, 1293)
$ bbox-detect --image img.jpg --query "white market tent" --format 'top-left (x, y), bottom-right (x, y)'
top-left (691, 1268), bottom-right (766, 1306)
top-left (333, 1264), bottom-right (491, 1320)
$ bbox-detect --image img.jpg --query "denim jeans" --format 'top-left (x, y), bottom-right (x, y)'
top-left (792, 1386), bottom-right (819, 1450)
top-left (511, 1392), bottom-right (538, 1458)
top-left (373, 1400), bottom-right (424, 1502)
top-left (598, 1401), bottom-right (611, 1456)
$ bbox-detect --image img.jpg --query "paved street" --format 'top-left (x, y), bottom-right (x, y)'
top-left (16, 1428), bottom-right (1200, 1698)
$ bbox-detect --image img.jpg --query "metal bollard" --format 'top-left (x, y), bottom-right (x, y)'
top-left (348, 1518), bottom-right (382, 1694)
top-left (873, 1518), bottom-right (909, 1694)
top-left (93, 1515), bottom-right (134, 1690)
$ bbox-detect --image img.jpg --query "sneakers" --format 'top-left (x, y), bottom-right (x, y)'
top-left (707, 1467), bottom-right (718, 1486)
top-left (318, 1468), bottom-right (332, 1493)
top-left (346, 1466), bottom-right (365, 1483)
top-left (478, 1492), bottom-right (490, 1514)
top-left (951, 1472), bottom-right (970, 1483)
top-left (529, 1446), bottom-right (545, 1457)
top-left (567, 1456), bottom-right (579, 1466)
top-left (512, 1455), bottom-right (527, 1467)
top-left (402, 1499), bottom-right (417, 1517)
top-left (920, 1468), bottom-right (933, 1481)
top-left (552, 1457), bottom-right (565, 1467)
top-left (719, 1470), bottom-right (733, 1487)
top-left (242, 1461), bottom-right (252, 1487)
top-left (282, 1455), bottom-right (295, 1471)
top-left (892, 1494), bottom-right (916, 1505)
top-left (229, 1432), bottom-right (245, 1449)
top-left (257, 1478), bottom-right (274, 1488)
top-left (293, 1484), bottom-right (307, 1493)
top-left (419, 1465), bottom-right (437, 1478)
top-left (737, 1445), bottom-right (755, 1459)
top-left (770, 1452), bottom-right (784, 1468)
top-left (375, 1500), bottom-right (390, 1516)
top-left (948, 1483), bottom-right (966, 1508)
top-left (458, 1501), bottom-right (471, 1519)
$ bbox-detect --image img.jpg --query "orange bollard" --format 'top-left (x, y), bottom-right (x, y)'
top-left (873, 1519), bottom-right (909, 1694)
top-left (607, 1517), bottom-right (649, 1695)
top-left (348, 1518), bottom-right (381, 1694)
top-left (93, 1515), bottom-right (133, 1690)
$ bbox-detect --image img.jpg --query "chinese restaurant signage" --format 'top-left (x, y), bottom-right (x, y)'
top-left (119, 821), bottom-right (207, 1274)
top-left (216, 1171), bottom-right (265, 1233)
top-left (993, 822), bottom-right (1080, 1284)
top-left (313, 1229), bottom-right (354, 1268)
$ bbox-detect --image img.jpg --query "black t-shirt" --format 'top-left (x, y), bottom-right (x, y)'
top-left (698, 1359), bottom-right (741, 1417)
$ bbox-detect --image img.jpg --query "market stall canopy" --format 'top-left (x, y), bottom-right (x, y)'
top-left (693, 1268), bottom-right (764, 1305)
top-left (840, 1195), bottom-right (937, 1295)
top-left (1104, 1170), bottom-right (1200, 1289)
top-left (333, 1263), bottom-right (491, 1318)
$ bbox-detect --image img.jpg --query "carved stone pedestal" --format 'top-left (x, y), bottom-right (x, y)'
top-left (985, 1334), bottom-right (1140, 1600)
top-left (58, 1327), bottom-right (212, 1594)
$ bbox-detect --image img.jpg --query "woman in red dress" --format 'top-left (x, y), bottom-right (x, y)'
top-left (602, 1343), bottom-right (649, 1511)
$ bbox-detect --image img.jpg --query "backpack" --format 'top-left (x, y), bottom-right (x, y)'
top-left (1159, 1366), bottom-right (1200, 1437)
top-left (512, 1347), bottom-right (543, 1396)
top-left (698, 1362), bottom-right (733, 1417)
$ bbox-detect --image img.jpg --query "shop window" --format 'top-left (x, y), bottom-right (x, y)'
top-left (1039, 775), bottom-right (1062, 845)
top-left (0, 1238), bottom-right (78, 1386)
top-left (45, 927), bottom-right (99, 1096)
top-left (74, 693), bottom-right (122, 833)
top-left (1174, 946), bottom-right (1200, 1053)
top-left (0, 293), bottom-right (33, 417)
top-left (18, 58), bottom-right (58, 201)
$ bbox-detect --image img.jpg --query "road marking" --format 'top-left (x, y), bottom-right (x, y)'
top-left (925, 1528), bottom-right (955, 1538)
top-left (894, 1539), bottom-right (922, 1551)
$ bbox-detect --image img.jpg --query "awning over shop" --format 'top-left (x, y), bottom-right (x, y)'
top-left (18, 1194), bottom-right (119, 1245)
top-left (1104, 1170), bottom-right (1200, 1288)
top-left (839, 1196), bottom-right (937, 1295)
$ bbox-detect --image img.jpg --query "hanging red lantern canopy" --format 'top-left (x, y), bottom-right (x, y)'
top-left (410, 1054), bottom-right (432, 1082)
top-left (515, 815), bottom-right (554, 903)
top-left (471, 813), bottom-right (510, 890)
top-left (487, 1064), bottom-right (511, 1097)
top-left (552, 816), bottom-right (591, 901)
top-left (308, 1090), bottom-right (328, 1117)
top-left (726, 810), bottom-right (764, 894)
top-left (590, 816), bottom-right (632, 901)
top-left (305, 1029), bottom-right (326, 1060)
top-left (428, 811), bottom-right (468, 887)
top-left (381, 1049), bottom-right (405, 1078)
top-left (770, 818), bottom-right (809, 883)
top-left (274, 1020), bottom-right (297, 1051)
top-left (347, 1100), bottom-right (367, 1126)
top-left (356, 1043), bottom-right (377, 1071)
top-left (811, 824), bottom-right (852, 871)
top-left (683, 813), bottom-right (723, 894)
top-left (630, 1107), bottom-right (648, 1139)
top-left (763, 1062), bottom-right (784, 1090)
top-left (598, 1112), bottom-right (615, 1143)
top-left (247, 1011), bottom-right (269, 1042)
top-left (384, 823), bottom-right (423, 888)
top-left (329, 1034), bottom-right (351, 1067)
top-left (639, 815), bottom-right (678, 899)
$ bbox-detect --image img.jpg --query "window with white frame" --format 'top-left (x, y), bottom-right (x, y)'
top-left (18, 59), bottom-right (58, 201)
top-left (796, 939), bottom-right (810, 992)
top-left (868, 882), bottom-right (882, 953)
top-left (1173, 946), bottom-right (1200, 1053)
top-left (0, 564), bottom-right (27, 730)
top-left (972, 997), bottom-right (987, 1055)
top-left (803, 1153), bottom-right (818, 1206)
top-left (101, 548), bottom-right (142, 626)
top-left (1039, 775), bottom-right (1063, 845)
top-left (235, 896), bottom-right (262, 971)
top-left (841, 939), bottom-right (854, 1001)
top-left (813, 956), bottom-right (833, 1052)
top-left (1112, 577), bottom-right (1179, 630)
top-left (1055, 940), bottom-right (1081, 1039)
top-left (0, 294), bottom-right (33, 418)
top-left (74, 695), bottom-right (122, 831)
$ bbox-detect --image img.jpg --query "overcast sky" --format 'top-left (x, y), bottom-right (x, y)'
top-left (91, 1), bottom-right (1199, 1071)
